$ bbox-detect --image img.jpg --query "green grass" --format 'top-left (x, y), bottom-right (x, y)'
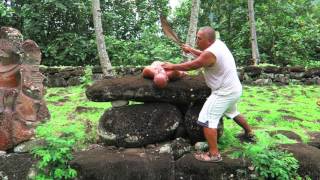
top-left (43, 84), bottom-right (320, 147)
top-left (36, 84), bottom-right (319, 179)
top-left (237, 85), bottom-right (320, 141)
top-left (218, 85), bottom-right (319, 179)
top-left (44, 85), bottom-right (111, 146)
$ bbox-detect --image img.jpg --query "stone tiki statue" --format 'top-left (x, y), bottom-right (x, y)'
top-left (0, 27), bottom-right (50, 151)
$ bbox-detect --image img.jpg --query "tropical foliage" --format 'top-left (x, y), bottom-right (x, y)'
top-left (1, 0), bottom-right (319, 67)
top-left (173, 0), bottom-right (320, 66)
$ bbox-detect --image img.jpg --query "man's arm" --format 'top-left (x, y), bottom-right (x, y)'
top-left (163, 51), bottom-right (216, 71)
top-left (182, 44), bottom-right (202, 56)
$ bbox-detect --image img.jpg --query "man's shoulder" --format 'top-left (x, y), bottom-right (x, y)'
top-left (206, 39), bottom-right (223, 50)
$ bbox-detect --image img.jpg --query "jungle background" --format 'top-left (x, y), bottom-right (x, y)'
top-left (1, 0), bottom-right (320, 68)
top-left (1, 0), bottom-right (320, 179)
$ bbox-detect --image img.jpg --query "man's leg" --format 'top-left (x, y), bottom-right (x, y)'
top-left (194, 126), bottom-right (222, 162)
top-left (233, 114), bottom-right (253, 135)
top-left (195, 93), bottom-right (225, 162)
top-left (203, 127), bottom-right (219, 155)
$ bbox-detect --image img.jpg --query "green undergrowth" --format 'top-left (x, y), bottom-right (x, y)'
top-left (32, 85), bottom-right (111, 179)
top-left (220, 85), bottom-right (320, 179)
top-left (231, 132), bottom-right (300, 179)
top-left (32, 84), bottom-right (320, 179)
top-left (44, 85), bottom-right (111, 145)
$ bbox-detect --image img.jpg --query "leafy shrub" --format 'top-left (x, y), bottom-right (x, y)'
top-left (252, 149), bottom-right (299, 179)
top-left (255, 1), bottom-right (320, 67)
top-left (105, 25), bottom-right (182, 66)
top-left (0, 2), bottom-right (14, 23)
top-left (42, 33), bottom-right (97, 66)
top-left (232, 132), bottom-right (300, 179)
top-left (81, 65), bottom-right (94, 85)
top-left (32, 120), bottom-right (85, 180)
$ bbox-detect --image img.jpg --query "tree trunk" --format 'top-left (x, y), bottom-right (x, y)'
top-left (92, 0), bottom-right (114, 77)
top-left (248, 0), bottom-right (260, 65)
top-left (184, 0), bottom-right (201, 61)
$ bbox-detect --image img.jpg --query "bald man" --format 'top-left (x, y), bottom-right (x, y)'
top-left (162, 26), bottom-right (254, 162)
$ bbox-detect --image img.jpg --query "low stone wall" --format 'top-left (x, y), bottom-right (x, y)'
top-left (40, 65), bottom-right (320, 87)
top-left (93, 65), bottom-right (320, 85)
top-left (240, 66), bottom-right (320, 85)
top-left (40, 66), bottom-right (85, 87)
top-left (91, 65), bottom-right (144, 80)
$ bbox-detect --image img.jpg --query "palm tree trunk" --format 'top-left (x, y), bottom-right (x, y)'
top-left (248, 0), bottom-right (260, 65)
top-left (184, 0), bottom-right (201, 61)
top-left (92, 0), bottom-right (114, 77)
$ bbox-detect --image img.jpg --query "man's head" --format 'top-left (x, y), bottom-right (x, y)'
top-left (196, 26), bottom-right (216, 50)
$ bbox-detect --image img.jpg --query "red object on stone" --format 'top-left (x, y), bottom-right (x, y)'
top-left (142, 61), bottom-right (186, 88)
top-left (153, 73), bottom-right (168, 89)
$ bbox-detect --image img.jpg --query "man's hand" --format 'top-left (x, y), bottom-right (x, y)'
top-left (181, 44), bottom-right (192, 53)
top-left (162, 62), bottom-right (175, 70)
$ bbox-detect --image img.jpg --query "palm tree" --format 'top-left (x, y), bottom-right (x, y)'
top-left (92, 0), bottom-right (114, 77)
top-left (185, 0), bottom-right (201, 61)
top-left (248, 0), bottom-right (260, 65)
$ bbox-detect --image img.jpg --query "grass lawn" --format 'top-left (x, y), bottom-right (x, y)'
top-left (42, 85), bottom-right (111, 147)
top-left (239, 85), bottom-right (320, 141)
top-left (34, 84), bottom-right (319, 179)
top-left (42, 84), bottom-right (320, 148)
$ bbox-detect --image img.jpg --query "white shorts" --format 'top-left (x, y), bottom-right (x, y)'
top-left (197, 91), bottom-right (242, 128)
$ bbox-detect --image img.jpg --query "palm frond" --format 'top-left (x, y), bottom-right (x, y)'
top-left (160, 15), bottom-right (182, 45)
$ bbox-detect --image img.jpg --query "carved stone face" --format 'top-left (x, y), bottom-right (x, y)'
top-left (0, 39), bottom-right (20, 68)
top-left (21, 40), bottom-right (41, 66)
top-left (0, 40), bottom-right (21, 88)
top-left (0, 27), bottom-right (23, 45)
